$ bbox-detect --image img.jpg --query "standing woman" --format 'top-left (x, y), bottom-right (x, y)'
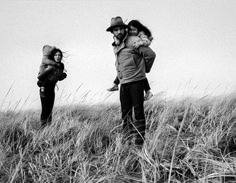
top-left (37, 46), bottom-right (67, 128)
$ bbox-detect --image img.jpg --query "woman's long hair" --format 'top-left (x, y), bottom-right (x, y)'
top-left (128, 20), bottom-right (153, 39)
top-left (49, 48), bottom-right (63, 61)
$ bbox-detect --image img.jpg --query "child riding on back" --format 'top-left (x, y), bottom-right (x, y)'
top-left (108, 20), bottom-right (154, 101)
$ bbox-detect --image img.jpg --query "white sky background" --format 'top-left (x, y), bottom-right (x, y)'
top-left (0, 0), bottom-right (236, 111)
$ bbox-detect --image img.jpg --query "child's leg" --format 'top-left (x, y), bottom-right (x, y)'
top-left (108, 76), bottom-right (119, 91)
top-left (144, 78), bottom-right (153, 100)
top-left (143, 78), bottom-right (151, 93)
top-left (114, 76), bottom-right (120, 85)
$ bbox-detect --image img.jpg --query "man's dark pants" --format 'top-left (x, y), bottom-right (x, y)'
top-left (40, 87), bottom-right (55, 127)
top-left (120, 79), bottom-right (146, 146)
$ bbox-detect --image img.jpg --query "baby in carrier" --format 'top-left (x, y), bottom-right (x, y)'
top-left (37, 45), bottom-right (66, 92)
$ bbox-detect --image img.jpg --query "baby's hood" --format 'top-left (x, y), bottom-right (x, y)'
top-left (42, 45), bottom-right (55, 57)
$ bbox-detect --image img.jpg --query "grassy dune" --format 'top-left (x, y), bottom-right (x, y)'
top-left (0, 94), bottom-right (236, 183)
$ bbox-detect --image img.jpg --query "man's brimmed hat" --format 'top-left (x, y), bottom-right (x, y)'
top-left (106, 16), bottom-right (128, 32)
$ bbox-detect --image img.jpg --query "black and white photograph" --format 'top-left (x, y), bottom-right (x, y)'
top-left (0, 0), bottom-right (236, 182)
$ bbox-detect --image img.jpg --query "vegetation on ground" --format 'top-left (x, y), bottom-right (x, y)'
top-left (0, 94), bottom-right (236, 182)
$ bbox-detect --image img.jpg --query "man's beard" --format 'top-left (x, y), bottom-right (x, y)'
top-left (115, 31), bottom-right (127, 41)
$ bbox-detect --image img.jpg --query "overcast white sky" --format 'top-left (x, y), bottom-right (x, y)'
top-left (0, 0), bottom-right (236, 111)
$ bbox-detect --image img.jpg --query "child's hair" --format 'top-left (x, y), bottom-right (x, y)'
top-left (49, 48), bottom-right (63, 61)
top-left (128, 20), bottom-right (152, 38)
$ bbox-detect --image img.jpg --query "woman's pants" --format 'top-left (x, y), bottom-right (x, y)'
top-left (40, 87), bottom-right (55, 127)
top-left (120, 79), bottom-right (146, 147)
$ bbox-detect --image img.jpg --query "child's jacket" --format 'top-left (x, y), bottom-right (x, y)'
top-left (113, 31), bottom-right (153, 48)
top-left (132, 31), bottom-right (153, 48)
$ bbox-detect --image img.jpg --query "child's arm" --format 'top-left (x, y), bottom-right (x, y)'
top-left (139, 32), bottom-right (152, 46)
top-left (113, 36), bottom-right (120, 46)
top-left (133, 31), bottom-right (152, 48)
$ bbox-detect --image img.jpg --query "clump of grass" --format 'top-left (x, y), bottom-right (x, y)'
top-left (0, 94), bottom-right (236, 182)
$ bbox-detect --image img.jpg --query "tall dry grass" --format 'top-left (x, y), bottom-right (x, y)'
top-left (0, 94), bottom-right (236, 182)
